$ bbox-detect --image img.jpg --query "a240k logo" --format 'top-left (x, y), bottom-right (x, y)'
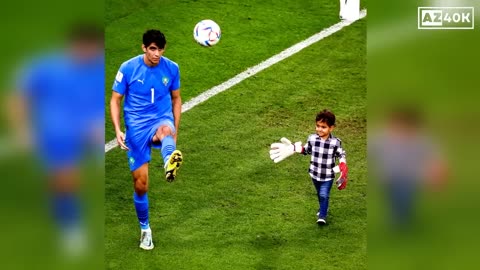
top-left (418, 7), bottom-right (474, 30)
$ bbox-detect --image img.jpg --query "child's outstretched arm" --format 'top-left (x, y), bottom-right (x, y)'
top-left (269, 137), bottom-right (303, 163)
top-left (303, 139), bottom-right (312, 155)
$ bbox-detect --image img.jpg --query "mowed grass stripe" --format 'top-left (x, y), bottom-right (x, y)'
top-left (105, 16), bottom-right (366, 270)
top-left (105, 9), bottom-right (367, 152)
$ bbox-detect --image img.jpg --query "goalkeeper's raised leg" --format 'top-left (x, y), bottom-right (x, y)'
top-left (152, 124), bottom-right (183, 182)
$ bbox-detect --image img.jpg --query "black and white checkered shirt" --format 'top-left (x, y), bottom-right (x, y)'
top-left (303, 133), bottom-right (346, 181)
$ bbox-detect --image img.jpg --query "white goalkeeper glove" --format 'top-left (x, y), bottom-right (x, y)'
top-left (269, 137), bottom-right (303, 163)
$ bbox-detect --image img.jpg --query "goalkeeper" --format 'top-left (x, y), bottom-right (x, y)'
top-left (270, 109), bottom-right (348, 225)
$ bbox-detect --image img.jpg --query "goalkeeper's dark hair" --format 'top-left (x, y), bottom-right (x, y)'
top-left (143, 29), bottom-right (166, 49)
top-left (316, 109), bottom-right (336, 127)
top-left (68, 21), bottom-right (103, 42)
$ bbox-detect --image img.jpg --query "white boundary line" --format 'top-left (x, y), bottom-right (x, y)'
top-left (105, 9), bottom-right (367, 153)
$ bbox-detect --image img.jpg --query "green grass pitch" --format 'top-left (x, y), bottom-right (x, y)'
top-left (105, 1), bottom-right (366, 269)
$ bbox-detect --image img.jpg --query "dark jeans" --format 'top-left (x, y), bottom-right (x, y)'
top-left (312, 179), bottom-right (334, 219)
top-left (384, 179), bottom-right (417, 227)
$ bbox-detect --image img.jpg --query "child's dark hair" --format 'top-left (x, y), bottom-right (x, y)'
top-left (389, 105), bottom-right (423, 128)
top-left (316, 109), bottom-right (336, 127)
top-left (143, 29), bottom-right (166, 49)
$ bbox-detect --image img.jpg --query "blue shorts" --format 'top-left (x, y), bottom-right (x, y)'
top-left (125, 119), bottom-right (175, 171)
top-left (36, 132), bottom-right (85, 172)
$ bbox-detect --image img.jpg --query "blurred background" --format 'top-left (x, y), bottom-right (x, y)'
top-left (368, 0), bottom-right (480, 269)
top-left (0, 1), bottom-right (103, 269)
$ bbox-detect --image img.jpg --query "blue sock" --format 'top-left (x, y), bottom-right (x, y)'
top-left (161, 135), bottom-right (176, 163)
top-left (52, 192), bottom-right (81, 230)
top-left (133, 192), bottom-right (150, 230)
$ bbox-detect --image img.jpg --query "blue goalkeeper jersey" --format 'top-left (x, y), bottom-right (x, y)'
top-left (112, 55), bottom-right (180, 132)
top-left (18, 51), bottom-right (105, 139)
top-left (17, 50), bottom-right (104, 170)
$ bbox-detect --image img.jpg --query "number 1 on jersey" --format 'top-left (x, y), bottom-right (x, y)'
top-left (151, 88), bottom-right (154, 103)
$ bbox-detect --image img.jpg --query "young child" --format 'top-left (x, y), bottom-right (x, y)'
top-left (270, 109), bottom-right (348, 225)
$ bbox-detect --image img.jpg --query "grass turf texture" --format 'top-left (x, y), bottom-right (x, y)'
top-left (105, 0), bottom-right (353, 139)
top-left (105, 1), bottom-right (366, 269)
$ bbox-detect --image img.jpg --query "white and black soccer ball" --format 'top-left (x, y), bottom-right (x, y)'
top-left (193, 19), bottom-right (221, 47)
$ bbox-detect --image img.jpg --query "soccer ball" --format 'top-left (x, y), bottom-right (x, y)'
top-left (193, 19), bottom-right (221, 47)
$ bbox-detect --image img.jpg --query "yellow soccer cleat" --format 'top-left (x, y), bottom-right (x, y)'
top-left (165, 150), bottom-right (183, 182)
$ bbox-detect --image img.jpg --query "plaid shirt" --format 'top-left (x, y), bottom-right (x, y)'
top-left (304, 133), bottom-right (346, 181)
